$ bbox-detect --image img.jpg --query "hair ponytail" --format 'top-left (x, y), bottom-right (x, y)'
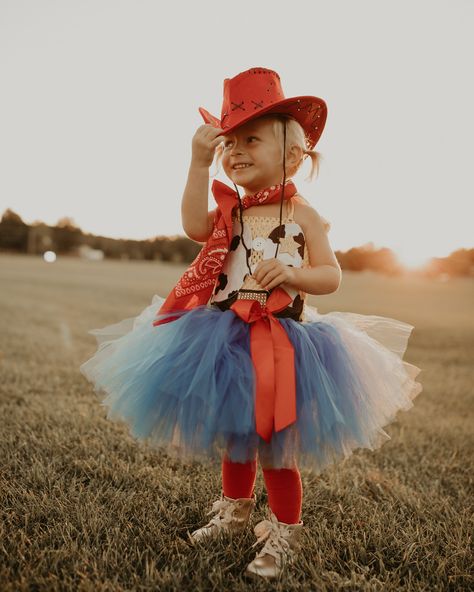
top-left (301, 149), bottom-right (321, 182)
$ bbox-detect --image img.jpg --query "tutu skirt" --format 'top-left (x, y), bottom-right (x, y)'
top-left (79, 295), bottom-right (423, 472)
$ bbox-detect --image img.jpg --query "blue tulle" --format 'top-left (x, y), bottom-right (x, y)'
top-left (80, 295), bottom-right (423, 472)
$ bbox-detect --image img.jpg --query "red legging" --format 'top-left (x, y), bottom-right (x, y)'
top-left (221, 455), bottom-right (302, 524)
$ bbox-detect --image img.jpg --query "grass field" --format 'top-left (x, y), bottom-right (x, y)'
top-left (1, 253), bottom-right (473, 591)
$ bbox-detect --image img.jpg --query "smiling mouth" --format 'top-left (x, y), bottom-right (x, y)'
top-left (232, 164), bottom-right (253, 170)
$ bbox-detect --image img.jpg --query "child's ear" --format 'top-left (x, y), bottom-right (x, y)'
top-left (288, 145), bottom-right (304, 168)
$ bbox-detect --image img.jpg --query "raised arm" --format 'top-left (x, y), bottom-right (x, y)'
top-left (181, 124), bottom-right (224, 242)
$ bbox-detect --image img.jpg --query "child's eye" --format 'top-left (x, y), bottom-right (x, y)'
top-left (224, 136), bottom-right (257, 148)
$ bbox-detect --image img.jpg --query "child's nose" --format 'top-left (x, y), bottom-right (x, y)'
top-left (230, 143), bottom-right (244, 155)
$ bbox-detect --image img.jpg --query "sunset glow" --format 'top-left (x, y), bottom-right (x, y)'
top-left (395, 250), bottom-right (432, 271)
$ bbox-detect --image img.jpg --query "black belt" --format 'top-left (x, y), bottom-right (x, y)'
top-left (211, 289), bottom-right (303, 322)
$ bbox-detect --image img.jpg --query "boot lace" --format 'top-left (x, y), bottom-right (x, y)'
top-left (204, 498), bottom-right (238, 530)
top-left (251, 513), bottom-right (295, 567)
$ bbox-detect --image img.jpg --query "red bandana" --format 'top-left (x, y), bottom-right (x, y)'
top-left (153, 178), bottom-right (298, 327)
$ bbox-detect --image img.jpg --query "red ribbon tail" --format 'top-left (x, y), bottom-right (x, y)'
top-left (250, 320), bottom-right (275, 443)
top-left (271, 318), bottom-right (297, 432)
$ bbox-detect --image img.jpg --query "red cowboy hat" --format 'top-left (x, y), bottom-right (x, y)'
top-left (199, 67), bottom-right (328, 151)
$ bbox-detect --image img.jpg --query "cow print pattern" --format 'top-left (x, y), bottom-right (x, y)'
top-left (214, 273), bottom-right (228, 294)
top-left (229, 235), bottom-right (240, 251)
top-left (210, 216), bottom-right (309, 321)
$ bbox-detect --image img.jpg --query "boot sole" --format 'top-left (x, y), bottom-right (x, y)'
top-left (186, 527), bottom-right (248, 546)
top-left (244, 565), bottom-right (281, 580)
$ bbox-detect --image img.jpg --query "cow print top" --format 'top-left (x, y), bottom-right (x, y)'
top-left (209, 197), bottom-right (312, 322)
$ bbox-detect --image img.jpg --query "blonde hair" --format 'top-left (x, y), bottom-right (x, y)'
top-left (211, 113), bottom-right (322, 183)
top-left (211, 113), bottom-right (331, 232)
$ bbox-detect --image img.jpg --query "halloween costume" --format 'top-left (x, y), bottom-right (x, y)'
top-left (80, 67), bottom-right (423, 475)
top-left (80, 66), bottom-right (423, 579)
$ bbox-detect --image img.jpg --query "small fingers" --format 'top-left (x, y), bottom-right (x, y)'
top-left (196, 124), bottom-right (224, 138)
top-left (212, 135), bottom-right (225, 147)
top-left (258, 268), bottom-right (280, 289)
top-left (204, 124), bottom-right (225, 136)
top-left (263, 274), bottom-right (285, 290)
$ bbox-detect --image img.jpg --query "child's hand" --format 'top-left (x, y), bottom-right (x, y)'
top-left (191, 124), bottom-right (225, 168)
top-left (252, 259), bottom-right (297, 291)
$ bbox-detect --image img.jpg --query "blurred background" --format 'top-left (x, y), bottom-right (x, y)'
top-left (1, 0), bottom-right (472, 279)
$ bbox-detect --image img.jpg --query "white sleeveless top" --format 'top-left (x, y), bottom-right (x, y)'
top-left (209, 196), bottom-right (312, 321)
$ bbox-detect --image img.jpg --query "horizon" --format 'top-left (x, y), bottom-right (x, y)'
top-left (2, 205), bottom-right (471, 276)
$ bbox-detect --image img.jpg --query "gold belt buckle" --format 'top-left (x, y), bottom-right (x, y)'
top-left (236, 289), bottom-right (269, 306)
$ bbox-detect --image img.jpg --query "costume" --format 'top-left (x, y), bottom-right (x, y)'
top-left (79, 67), bottom-right (423, 475)
top-left (79, 183), bottom-right (422, 472)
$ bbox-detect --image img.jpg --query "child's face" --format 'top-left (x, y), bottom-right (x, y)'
top-left (221, 117), bottom-right (285, 194)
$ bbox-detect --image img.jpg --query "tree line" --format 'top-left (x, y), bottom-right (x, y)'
top-left (1, 208), bottom-right (473, 279)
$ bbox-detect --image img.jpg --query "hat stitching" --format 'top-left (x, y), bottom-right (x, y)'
top-left (231, 101), bottom-right (245, 112)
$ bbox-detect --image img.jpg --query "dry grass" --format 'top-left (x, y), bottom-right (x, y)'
top-left (1, 253), bottom-right (473, 591)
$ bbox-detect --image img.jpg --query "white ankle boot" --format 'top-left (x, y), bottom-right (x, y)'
top-left (188, 493), bottom-right (256, 543)
top-left (245, 511), bottom-right (304, 579)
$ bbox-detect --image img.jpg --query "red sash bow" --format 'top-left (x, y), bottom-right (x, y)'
top-left (230, 287), bottom-right (297, 442)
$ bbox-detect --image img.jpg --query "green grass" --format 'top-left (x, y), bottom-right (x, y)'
top-left (1, 253), bottom-right (473, 591)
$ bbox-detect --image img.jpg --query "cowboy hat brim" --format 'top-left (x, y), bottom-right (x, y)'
top-left (198, 95), bottom-right (327, 150)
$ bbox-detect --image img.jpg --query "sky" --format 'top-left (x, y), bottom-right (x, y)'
top-left (0, 0), bottom-right (473, 268)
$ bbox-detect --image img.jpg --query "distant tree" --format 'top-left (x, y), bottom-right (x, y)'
top-left (0, 208), bottom-right (28, 250)
top-left (448, 249), bottom-right (474, 276)
top-left (31, 219), bottom-right (48, 227)
top-left (423, 248), bottom-right (474, 278)
top-left (56, 217), bottom-right (81, 231)
top-left (53, 217), bottom-right (83, 252)
top-left (1, 208), bottom-right (25, 225)
top-left (366, 246), bottom-right (403, 276)
top-left (343, 247), bottom-right (366, 271)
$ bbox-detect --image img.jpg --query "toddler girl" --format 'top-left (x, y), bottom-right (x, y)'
top-left (80, 67), bottom-right (423, 580)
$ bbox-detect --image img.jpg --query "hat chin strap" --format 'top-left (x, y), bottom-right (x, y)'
top-left (274, 118), bottom-right (287, 258)
top-left (232, 118), bottom-right (288, 279)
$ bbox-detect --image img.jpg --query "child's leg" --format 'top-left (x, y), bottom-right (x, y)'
top-left (261, 465), bottom-right (303, 524)
top-left (222, 454), bottom-right (258, 499)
